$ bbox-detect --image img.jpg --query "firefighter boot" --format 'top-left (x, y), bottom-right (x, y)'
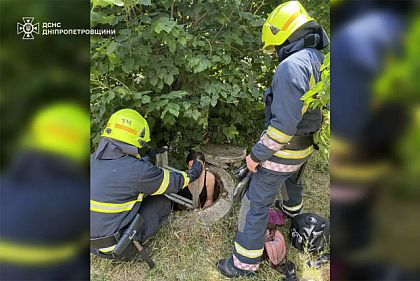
top-left (216, 256), bottom-right (256, 278)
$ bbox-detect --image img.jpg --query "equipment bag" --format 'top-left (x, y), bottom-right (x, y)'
top-left (290, 213), bottom-right (330, 253)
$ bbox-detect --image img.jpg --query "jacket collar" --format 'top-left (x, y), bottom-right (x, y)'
top-left (275, 37), bottom-right (307, 62)
top-left (94, 138), bottom-right (139, 160)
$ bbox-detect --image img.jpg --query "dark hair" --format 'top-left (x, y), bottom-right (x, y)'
top-left (186, 151), bottom-right (205, 164)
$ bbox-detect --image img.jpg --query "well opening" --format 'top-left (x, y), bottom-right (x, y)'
top-left (173, 166), bottom-right (227, 211)
top-left (158, 144), bottom-right (245, 224)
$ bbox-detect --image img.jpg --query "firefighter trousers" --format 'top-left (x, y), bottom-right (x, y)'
top-left (233, 167), bottom-right (303, 265)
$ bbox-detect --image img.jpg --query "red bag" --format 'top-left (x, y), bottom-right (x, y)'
top-left (264, 229), bottom-right (286, 266)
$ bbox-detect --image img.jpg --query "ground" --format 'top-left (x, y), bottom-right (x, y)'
top-left (91, 153), bottom-right (330, 281)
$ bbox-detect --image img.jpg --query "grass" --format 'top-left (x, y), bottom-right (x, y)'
top-left (91, 153), bottom-right (329, 281)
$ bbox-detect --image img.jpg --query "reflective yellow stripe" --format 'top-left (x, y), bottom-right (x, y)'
top-left (0, 240), bottom-right (80, 265)
top-left (301, 104), bottom-right (310, 115)
top-left (331, 162), bottom-right (390, 182)
top-left (97, 196), bottom-right (144, 253)
top-left (181, 171), bottom-right (190, 188)
top-left (152, 169), bottom-right (170, 195)
top-left (274, 146), bottom-right (314, 159)
top-left (91, 200), bottom-right (136, 213)
top-left (90, 194), bottom-right (144, 213)
top-left (266, 126), bottom-right (292, 143)
top-left (99, 245), bottom-right (116, 253)
top-left (331, 137), bottom-right (352, 157)
top-left (282, 201), bottom-right (303, 212)
top-left (234, 242), bottom-right (263, 259)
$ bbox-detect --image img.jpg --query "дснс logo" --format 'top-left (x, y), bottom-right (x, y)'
top-left (17, 17), bottom-right (39, 40)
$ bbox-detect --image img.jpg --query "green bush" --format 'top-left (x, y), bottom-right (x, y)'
top-left (90, 0), bottom-right (330, 164)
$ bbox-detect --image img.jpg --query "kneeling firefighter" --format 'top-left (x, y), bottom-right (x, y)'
top-left (90, 109), bottom-right (202, 262)
top-left (217, 1), bottom-right (329, 277)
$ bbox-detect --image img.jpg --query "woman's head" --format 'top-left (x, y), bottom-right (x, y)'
top-left (186, 151), bottom-right (205, 169)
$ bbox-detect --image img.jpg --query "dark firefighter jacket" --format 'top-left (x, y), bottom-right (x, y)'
top-left (90, 138), bottom-right (189, 239)
top-left (250, 34), bottom-right (325, 166)
top-left (0, 152), bottom-right (89, 280)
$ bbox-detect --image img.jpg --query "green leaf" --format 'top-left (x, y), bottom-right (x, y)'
top-left (139, 0), bottom-right (151, 5)
top-left (149, 76), bottom-right (158, 86)
top-left (165, 39), bottom-right (177, 53)
top-left (91, 11), bottom-right (115, 26)
top-left (142, 95), bottom-right (151, 103)
top-left (192, 110), bottom-right (200, 121)
top-left (103, 90), bottom-right (115, 102)
top-left (164, 74), bottom-right (174, 86)
top-left (92, 0), bottom-right (123, 8)
top-left (167, 91), bottom-right (188, 99)
top-left (153, 17), bottom-right (176, 34)
top-left (133, 92), bottom-right (143, 99)
top-left (168, 103), bottom-right (180, 111)
top-left (106, 41), bottom-right (117, 55)
top-left (168, 107), bottom-right (179, 117)
top-left (210, 98), bottom-right (217, 107)
top-left (122, 58), bottom-right (134, 73)
top-left (192, 58), bottom-right (212, 73)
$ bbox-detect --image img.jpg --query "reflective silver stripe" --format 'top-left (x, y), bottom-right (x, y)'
top-left (233, 254), bottom-right (259, 272)
top-left (261, 161), bottom-right (302, 173)
top-left (259, 133), bottom-right (284, 151)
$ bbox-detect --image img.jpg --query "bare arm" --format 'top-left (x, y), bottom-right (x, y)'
top-left (203, 172), bottom-right (216, 209)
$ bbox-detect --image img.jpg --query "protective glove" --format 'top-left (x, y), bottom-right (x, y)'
top-left (234, 165), bottom-right (249, 181)
top-left (142, 147), bottom-right (168, 164)
top-left (186, 160), bottom-right (203, 182)
top-left (149, 147), bottom-right (168, 158)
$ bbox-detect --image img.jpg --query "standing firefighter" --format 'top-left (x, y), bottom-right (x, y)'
top-left (217, 1), bottom-right (329, 277)
top-left (90, 109), bottom-right (202, 261)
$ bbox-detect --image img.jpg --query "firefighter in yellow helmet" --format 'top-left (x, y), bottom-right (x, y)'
top-left (21, 102), bottom-right (90, 161)
top-left (1, 103), bottom-right (90, 280)
top-left (217, 1), bottom-right (329, 277)
top-left (90, 109), bottom-right (203, 261)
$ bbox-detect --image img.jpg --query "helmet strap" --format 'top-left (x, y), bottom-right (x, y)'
top-left (139, 140), bottom-right (150, 149)
top-left (139, 127), bottom-right (146, 138)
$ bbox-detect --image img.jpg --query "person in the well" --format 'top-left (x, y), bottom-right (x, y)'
top-left (177, 151), bottom-right (216, 209)
top-left (217, 1), bottom-right (329, 277)
top-left (90, 109), bottom-right (202, 260)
